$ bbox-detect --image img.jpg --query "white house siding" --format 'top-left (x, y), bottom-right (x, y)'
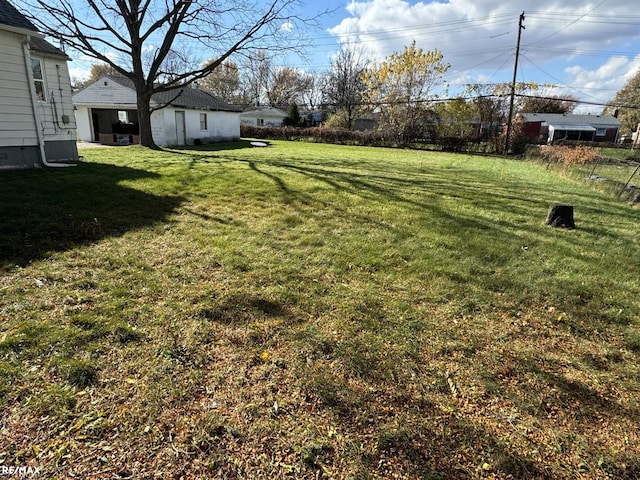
top-left (151, 110), bottom-right (167, 147)
top-left (239, 109), bottom-right (287, 127)
top-left (73, 76), bottom-right (240, 147)
top-left (0, 30), bottom-right (38, 148)
top-left (35, 54), bottom-right (78, 163)
top-left (240, 115), bottom-right (285, 127)
top-left (207, 111), bottom-right (240, 141)
top-left (74, 105), bottom-right (92, 142)
top-left (36, 55), bottom-right (77, 138)
top-left (72, 76), bottom-right (138, 106)
top-left (0, 31), bottom-right (77, 166)
top-left (160, 108), bottom-right (239, 146)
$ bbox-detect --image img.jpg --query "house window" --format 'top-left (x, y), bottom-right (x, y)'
top-left (200, 113), bottom-right (208, 130)
top-left (257, 118), bottom-right (264, 126)
top-left (31, 58), bottom-right (45, 101)
top-left (118, 111), bottom-right (129, 123)
top-left (595, 128), bottom-right (606, 137)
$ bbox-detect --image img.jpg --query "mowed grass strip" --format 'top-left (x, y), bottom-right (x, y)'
top-left (1, 141), bottom-right (639, 479)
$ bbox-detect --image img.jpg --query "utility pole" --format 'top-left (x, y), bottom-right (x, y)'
top-left (504, 11), bottom-right (525, 155)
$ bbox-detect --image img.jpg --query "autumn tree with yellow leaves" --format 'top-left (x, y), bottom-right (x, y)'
top-left (364, 41), bottom-right (449, 146)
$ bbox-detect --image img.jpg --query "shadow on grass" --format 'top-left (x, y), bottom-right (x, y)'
top-left (161, 140), bottom-right (257, 155)
top-left (237, 155), bottom-right (639, 330)
top-left (0, 161), bottom-right (185, 269)
top-left (301, 365), bottom-right (554, 479)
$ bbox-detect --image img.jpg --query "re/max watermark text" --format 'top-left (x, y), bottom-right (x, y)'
top-left (0, 466), bottom-right (40, 477)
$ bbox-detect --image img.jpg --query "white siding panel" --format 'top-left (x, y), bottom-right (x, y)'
top-left (0, 130), bottom-right (38, 144)
top-left (209, 111), bottom-right (240, 140)
top-left (39, 57), bottom-right (77, 142)
top-left (0, 67), bottom-right (32, 85)
top-left (0, 30), bottom-right (37, 148)
top-left (75, 106), bottom-right (92, 142)
top-left (180, 109), bottom-right (239, 145)
top-left (73, 77), bottom-right (137, 105)
top-left (151, 109), bottom-right (168, 146)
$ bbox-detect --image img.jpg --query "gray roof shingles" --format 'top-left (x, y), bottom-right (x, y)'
top-left (520, 112), bottom-right (621, 127)
top-left (105, 75), bottom-right (241, 112)
top-left (0, 0), bottom-right (68, 58)
top-left (29, 36), bottom-right (68, 58)
top-left (0, 0), bottom-right (37, 31)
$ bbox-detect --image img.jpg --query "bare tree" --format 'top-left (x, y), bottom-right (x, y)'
top-left (266, 67), bottom-right (313, 107)
top-left (518, 94), bottom-right (578, 114)
top-left (321, 40), bottom-right (369, 130)
top-left (18, 0), bottom-right (320, 148)
top-left (300, 72), bottom-right (323, 111)
top-left (239, 50), bottom-right (273, 107)
top-left (199, 60), bottom-right (241, 103)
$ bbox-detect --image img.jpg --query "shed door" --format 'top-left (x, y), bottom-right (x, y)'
top-left (175, 111), bottom-right (186, 145)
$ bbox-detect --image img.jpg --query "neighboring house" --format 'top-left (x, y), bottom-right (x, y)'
top-left (0, 0), bottom-right (77, 168)
top-left (517, 113), bottom-right (621, 144)
top-left (240, 107), bottom-right (287, 127)
top-left (73, 75), bottom-right (241, 146)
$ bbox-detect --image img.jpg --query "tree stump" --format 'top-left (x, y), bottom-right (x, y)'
top-left (545, 204), bottom-right (575, 229)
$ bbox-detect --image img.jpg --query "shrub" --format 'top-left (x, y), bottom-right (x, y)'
top-left (538, 145), bottom-right (600, 165)
top-left (437, 136), bottom-right (469, 152)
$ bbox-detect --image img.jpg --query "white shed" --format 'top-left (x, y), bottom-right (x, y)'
top-left (73, 75), bottom-right (241, 147)
top-left (0, 0), bottom-right (77, 168)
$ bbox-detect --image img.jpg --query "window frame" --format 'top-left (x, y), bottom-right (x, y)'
top-left (200, 113), bottom-right (208, 131)
top-left (30, 57), bottom-right (46, 102)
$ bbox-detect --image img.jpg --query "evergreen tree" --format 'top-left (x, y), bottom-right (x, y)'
top-left (283, 103), bottom-right (302, 127)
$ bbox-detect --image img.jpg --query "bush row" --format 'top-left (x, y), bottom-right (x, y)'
top-left (241, 125), bottom-right (396, 147)
top-left (241, 125), bottom-right (507, 153)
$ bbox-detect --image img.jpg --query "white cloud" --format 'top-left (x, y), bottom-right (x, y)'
top-left (564, 54), bottom-right (640, 111)
top-left (280, 21), bottom-right (294, 32)
top-left (68, 66), bottom-right (90, 82)
top-left (566, 56), bottom-right (640, 90)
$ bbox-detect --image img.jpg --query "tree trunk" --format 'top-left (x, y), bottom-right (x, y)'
top-left (545, 204), bottom-right (575, 229)
top-left (136, 91), bottom-right (159, 149)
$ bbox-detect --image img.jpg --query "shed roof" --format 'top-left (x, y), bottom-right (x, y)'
top-left (87, 75), bottom-right (241, 112)
top-left (154, 88), bottom-right (242, 112)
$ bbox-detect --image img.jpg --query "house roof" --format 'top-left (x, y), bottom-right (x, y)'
top-left (240, 107), bottom-right (287, 118)
top-left (0, 0), bottom-right (37, 31)
top-left (0, 0), bottom-right (68, 58)
top-left (29, 36), bottom-right (69, 59)
top-left (89, 75), bottom-right (241, 112)
top-left (519, 112), bottom-right (620, 128)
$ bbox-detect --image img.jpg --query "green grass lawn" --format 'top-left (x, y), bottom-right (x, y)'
top-left (1, 141), bottom-right (639, 479)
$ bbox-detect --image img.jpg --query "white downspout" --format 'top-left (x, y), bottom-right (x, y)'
top-left (22, 35), bottom-right (74, 167)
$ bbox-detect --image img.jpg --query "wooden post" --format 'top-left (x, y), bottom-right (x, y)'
top-left (545, 204), bottom-right (575, 229)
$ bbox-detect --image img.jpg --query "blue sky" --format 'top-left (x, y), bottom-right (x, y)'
top-left (300, 0), bottom-right (640, 112)
top-left (61, 0), bottom-right (640, 113)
